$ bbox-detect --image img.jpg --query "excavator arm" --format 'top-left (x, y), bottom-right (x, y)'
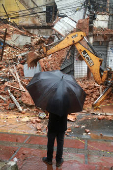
top-left (43, 32), bottom-right (108, 85)
top-left (43, 31), bottom-right (113, 108)
top-left (74, 42), bottom-right (108, 85)
top-left (27, 31), bottom-right (113, 108)
top-left (43, 32), bottom-right (85, 55)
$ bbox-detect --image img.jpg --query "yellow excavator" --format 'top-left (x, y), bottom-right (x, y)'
top-left (27, 32), bottom-right (113, 108)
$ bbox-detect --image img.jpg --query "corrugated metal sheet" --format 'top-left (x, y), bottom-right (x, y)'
top-left (53, 17), bottom-right (76, 36)
top-left (60, 45), bottom-right (75, 75)
top-left (55, 0), bottom-right (85, 22)
top-left (54, 0), bottom-right (87, 78)
top-left (54, 0), bottom-right (85, 36)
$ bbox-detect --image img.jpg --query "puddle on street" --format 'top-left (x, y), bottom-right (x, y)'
top-left (90, 133), bottom-right (113, 140)
top-left (68, 117), bottom-right (113, 139)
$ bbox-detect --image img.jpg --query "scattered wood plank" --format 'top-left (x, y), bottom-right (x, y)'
top-left (8, 89), bottom-right (22, 112)
top-left (0, 95), bottom-right (6, 101)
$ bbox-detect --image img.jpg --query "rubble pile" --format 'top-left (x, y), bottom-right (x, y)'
top-left (0, 21), bottom-right (112, 116)
top-left (26, 35), bottom-right (69, 69)
top-left (39, 48), bottom-right (69, 71)
top-left (0, 21), bottom-right (70, 115)
top-left (77, 78), bottom-right (100, 108)
top-left (0, 59), bottom-right (109, 114)
top-left (76, 18), bottom-right (89, 35)
top-left (77, 78), bottom-right (113, 110)
top-left (93, 27), bottom-right (113, 35)
top-left (0, 62), bottom-right (34, 112)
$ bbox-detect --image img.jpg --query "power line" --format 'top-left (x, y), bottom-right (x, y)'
top-left (15, 0), bottom-right (21, 11)
top-left (0, 0), bottom-right (84, 16)
top-left (0, 3), bottom-right (84, 19)
top-left (0, 1), bottom-right (54, 14)
top-left (0, 0), bottom-right (112, 16)
top-left (8, 11), bottom-right (46, 19)
top-left (0, 5), bottom-right (84, 19)
top-left (1, 0), bottom-right (113, 21)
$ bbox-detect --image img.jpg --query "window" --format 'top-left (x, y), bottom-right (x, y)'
top-left (46, 4), bottom-right (57, 23)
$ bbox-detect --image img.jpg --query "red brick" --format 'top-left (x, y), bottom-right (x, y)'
top-left (15, 148), bottom-right (49, 170)
top-left (88, 140), bottom-right (113, 152)
top-left (26, 136), bottom-right (47, 145)
top-left (88, 155), bottom-right (113, 168)
top-left (0, 133), bottom-right (28, 143)
top-left (64, 138), bottom-right (85, 149)
top-left (0, 145), bottom-right (18, 160)
top-left (26, 136), bottom-right (85, 150)
top-left (15, 147), bottom-right (86, 170)
top-left (62, 162), bottom-right (97, 170)
top-left (63, 152), bottom-right (85, 164)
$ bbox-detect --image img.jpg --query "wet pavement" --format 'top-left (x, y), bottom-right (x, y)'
top-left (69, 114), bottom-right (113, 139)
top-left (0, 104), bottom-right (113, 170)
top-left (0, 132), bottom-right (113, 170)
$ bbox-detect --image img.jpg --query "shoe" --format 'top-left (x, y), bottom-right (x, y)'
top-left (56, 158), bottom-right (64, 167)
top-left (42, 157), bottom-right (52, 165)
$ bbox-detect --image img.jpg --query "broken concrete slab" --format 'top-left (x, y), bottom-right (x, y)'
top-left (7, 34), bottom-right (31, 47)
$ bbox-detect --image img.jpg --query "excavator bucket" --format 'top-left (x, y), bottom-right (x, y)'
top-left (27, 51), bottom-right (45, 68)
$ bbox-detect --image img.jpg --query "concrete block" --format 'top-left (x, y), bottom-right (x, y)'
top-left (0, 161), bottom-right (18, 170)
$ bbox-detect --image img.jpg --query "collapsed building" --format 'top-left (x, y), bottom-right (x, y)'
top-left (0, 0), bottom-right (113, 114)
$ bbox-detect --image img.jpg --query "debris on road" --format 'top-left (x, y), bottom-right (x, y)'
top-left (85, 129), bottom-right (90, 133)
top-left (67, 115), bottom-right (77, 122)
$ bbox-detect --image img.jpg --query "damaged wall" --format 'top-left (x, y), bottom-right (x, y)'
top-left (0, 0), bottom-right (55, 36)
top-left (94, 14), bottom-right (109, 28)
top-left (7, 34), bottom-right (31, 47)
top-left (0, 0), bottom-right (46, 25)
top-left (0, 0), bottom-right (26, 23)
top-left (18, 0), bottom-right (46, 25)
top-left (27, 28), bottom-right (53, 37)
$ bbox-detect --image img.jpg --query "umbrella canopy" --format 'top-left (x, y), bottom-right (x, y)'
top-left (26, 70), bottom-right (86, 117)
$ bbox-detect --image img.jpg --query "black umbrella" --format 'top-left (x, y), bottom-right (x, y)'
top-left (26, 70), bottom-right (86, 117)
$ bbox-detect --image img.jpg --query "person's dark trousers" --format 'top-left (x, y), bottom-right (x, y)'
top-left (47, 130), bottom-right (65, 162)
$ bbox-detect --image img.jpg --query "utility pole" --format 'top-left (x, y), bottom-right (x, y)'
top-left (83, 0), bottom-right (88, 19)
top-left (0, 28), bottom-right (7, 61)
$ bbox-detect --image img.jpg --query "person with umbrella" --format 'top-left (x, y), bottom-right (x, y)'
top-left (42, 110), bottom-right (68, 167)
top-left (26, 70), bottom-right (86, 167)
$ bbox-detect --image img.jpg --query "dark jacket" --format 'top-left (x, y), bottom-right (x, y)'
top-left (48, 112), bottom-right (67, 132)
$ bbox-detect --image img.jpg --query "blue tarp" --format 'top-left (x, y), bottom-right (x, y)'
top-left (0, 41), bottom-right (3, 49)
